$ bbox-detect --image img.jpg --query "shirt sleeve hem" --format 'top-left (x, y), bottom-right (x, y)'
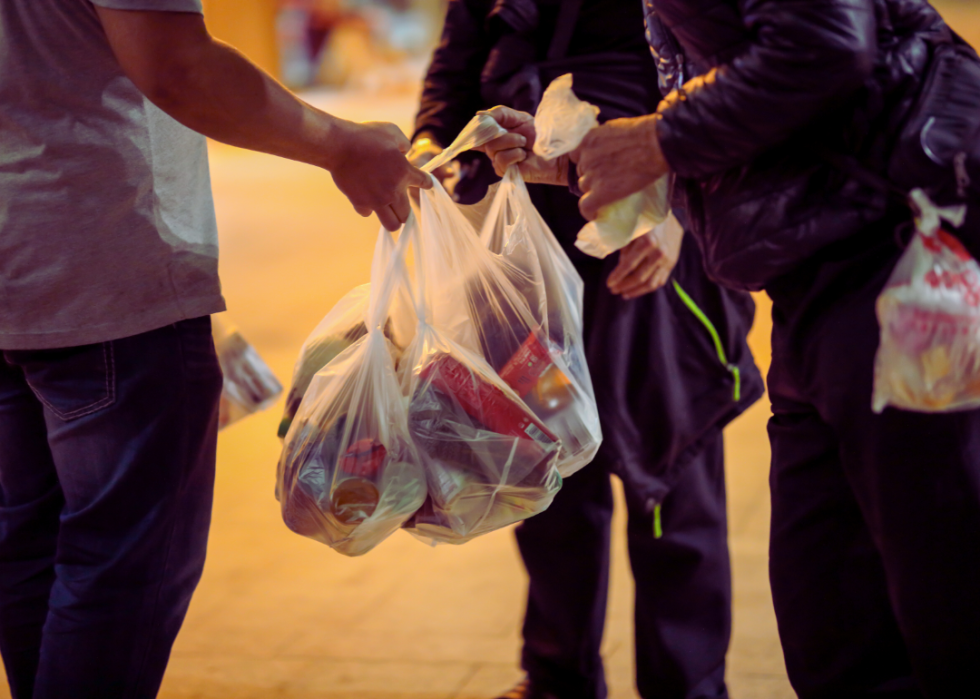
top-left (88, 0), bottom-right (203, 13)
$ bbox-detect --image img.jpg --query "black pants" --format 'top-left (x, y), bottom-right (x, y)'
top-left (0, 318), bottom-right (222, 699)
top-left (517, 433), bottom-right (731, 699)
top-left (766, 222), bottom-right (980, 698)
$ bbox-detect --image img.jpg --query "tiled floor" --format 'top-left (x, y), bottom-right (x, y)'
top-left (2, 4), bottom-right (977, 697)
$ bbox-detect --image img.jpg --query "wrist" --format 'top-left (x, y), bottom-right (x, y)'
top-left (642, 115), bottom-right (670, 179)
top-left (314, 113), bottom-right (354, 172)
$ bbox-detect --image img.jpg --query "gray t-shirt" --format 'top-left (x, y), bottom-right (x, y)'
top-left (0, 0), bottom-right (226, 349)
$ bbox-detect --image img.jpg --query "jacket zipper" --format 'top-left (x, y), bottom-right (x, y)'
top-left (671, 280), bottom-right (742, 402)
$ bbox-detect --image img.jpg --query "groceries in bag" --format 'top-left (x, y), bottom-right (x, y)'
top-left (399, 180), bottom-right (563, 544)
top-left (470, 167), bottom-right (602, 475)
top-left (533, 73), bottom-right (670, 259)
top-left (404, 346), bottom-right (562, 544)
top-left (277, 229), bottom-right (426, 556)
top-left (873, 189), bottom-right (978, 412)
top-left (212, 314), bottom-right (283, 430)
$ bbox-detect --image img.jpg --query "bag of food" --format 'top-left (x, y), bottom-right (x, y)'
top-left (277, 226), bottom-right (426, 556)
top-left (470, 166), bottom-right (602, 476)
top-left (533, 73), bottom-right (670, 259)
top-left (873, 189), bottom-right (977, 412)
top-left (400, 177), bottom-right (562, 545)
top-left (212, 314), bottom-right (283, 431)
top-left (276, 283), bottom-right (414, 439)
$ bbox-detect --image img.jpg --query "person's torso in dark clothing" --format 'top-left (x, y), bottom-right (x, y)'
top-left (641, 0), bottom-right (953, 292)
top-left (415, 0), bottom-right (763, 502)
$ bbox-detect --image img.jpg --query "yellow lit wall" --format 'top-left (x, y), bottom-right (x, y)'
top-left (202, 0), bottom-right (280, 79)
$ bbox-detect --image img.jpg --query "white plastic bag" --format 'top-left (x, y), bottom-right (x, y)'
top-left (212, 314), bottom-right (283, 431)
top-left (400, 178), bottom-right (562, 545)
top-left (533, 73), bottom-right (670, 259)
top-left (473, 167), bottom-right (602, 476)
top-left (277, 227), bottom-right (426, 556)
top-left (277, 283), bottom-right (413, 439)
top-left (873, 189), bottom-right (977, 412)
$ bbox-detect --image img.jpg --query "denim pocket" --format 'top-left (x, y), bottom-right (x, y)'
top-left (8, 342), bottom-right (116, 421)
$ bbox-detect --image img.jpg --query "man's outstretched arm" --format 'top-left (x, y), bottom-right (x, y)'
top-left (93, 5), bottom-right (429, 230)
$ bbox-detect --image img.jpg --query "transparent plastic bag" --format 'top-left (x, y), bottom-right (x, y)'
top-left (873, 189), bottom-right (977, 412)
top-left (533, 73), bottom-right (670, 259)
top-left (400, 178), bottom-right (562, 545)
top-left (277, 283), bottom-right (414, 439)
top-left (472, 167), bottom-right (602, 476)
top-left (277, 227), bottom-right (426, 556)
top-left (212, 314), bottom-right (283, 431)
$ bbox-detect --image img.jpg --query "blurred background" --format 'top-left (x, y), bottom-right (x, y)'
top-left (3, 3), bottom-right (979, 699)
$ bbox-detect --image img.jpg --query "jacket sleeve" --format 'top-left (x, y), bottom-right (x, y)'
top-left (413, 0), bottom-right (493, 147)
top-left (656, 0), bottom-right (877, 178)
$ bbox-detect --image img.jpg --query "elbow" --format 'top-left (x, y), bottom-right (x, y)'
top-left (137, 58), bottom-right (199, 112)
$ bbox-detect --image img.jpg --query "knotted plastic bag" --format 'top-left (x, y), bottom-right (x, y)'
top-left (472, 167), bottom-right (602, 476)
top-left (533, 73), bottom-right (670, 259)
top-left (212, 314), bottom-right (283, 431)
top-left (872, 189), bottom-right (978, 412)
top-left (400, 177), bottom-right (562, 545)
top-left (277, 226), bottom-right (426, 556)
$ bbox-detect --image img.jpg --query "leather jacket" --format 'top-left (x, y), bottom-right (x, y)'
top-left (643, 0), bottom-right (955, 290)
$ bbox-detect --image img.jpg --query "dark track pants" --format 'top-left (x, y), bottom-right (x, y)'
top-left (516, 433), bottom-right (731, 699)
top-left (767, 226), bottom-right (980, 698)
top-left (0, 317), bottom-right (222, 699)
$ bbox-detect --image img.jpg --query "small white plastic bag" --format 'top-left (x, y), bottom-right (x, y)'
top-left (400, 178), bottom-right (562, 545)
top-left (533, 73), bottom-right (670, 259)
top-left (872, 189), bottom-right (978, 412)
top-left (471, 167), bottom-right (602, 476)
top-left (277, 226), bottom-right (426, 556)
top-left (212, 314), bottom-right (283, 431)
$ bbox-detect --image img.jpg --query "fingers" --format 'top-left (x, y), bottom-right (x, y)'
top-left (407, 165), bottom-right (433, 190)
top-left (579, 190), bottom-right (600, 222)
top-left (479, 106), bottom-right (534, 131)
top-left (377, 205), bottom-right (401, 232)
top-left (492, 148), bottom-right (529, 175)
top-left (388, 125), bottom-right (411, 154)
top-left (485, 132), bottom-right (527, 157)
top-left (608, 240), bottom-right (646, 288)
top-left (391, 190), bottom-right (411, 225)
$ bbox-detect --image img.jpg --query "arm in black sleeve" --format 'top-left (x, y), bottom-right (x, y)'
top-left (656, 0), bottom-right (877, 178)
top-left (413, 0), bottom-right (493, 147)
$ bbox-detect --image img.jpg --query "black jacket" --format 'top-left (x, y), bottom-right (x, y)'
top-left (644, 0), bottom-right (955, 290)
top-left (415, 0), bottom-right (764, 507)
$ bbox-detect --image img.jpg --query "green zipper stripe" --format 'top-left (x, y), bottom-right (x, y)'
top-left (653, 504), bottom-right (663, 539)
top-left (671, 280), bottom-right (742, 403)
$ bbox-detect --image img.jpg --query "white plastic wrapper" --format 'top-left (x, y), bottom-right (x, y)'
top-left (399, 178), bottom-right (562, 545)
top-left (873, 189), bottom-right (977, 412)
top-left (472, 167), bottom-right (602, 476)
top-left (533, 73), bottom-right (670, 259)
top-left (277, 228), bottom-right (426, 556)
top-left (212, 314), bottom-right (283, 431)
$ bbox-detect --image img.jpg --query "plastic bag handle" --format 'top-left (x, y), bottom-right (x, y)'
top-left (366, 216), bottom-right (416, 331)
top-left (422, 114), bottom-right (507, 174)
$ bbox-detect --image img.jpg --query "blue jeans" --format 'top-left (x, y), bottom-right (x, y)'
top-left (0, 317), bottom-right (222, 699)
